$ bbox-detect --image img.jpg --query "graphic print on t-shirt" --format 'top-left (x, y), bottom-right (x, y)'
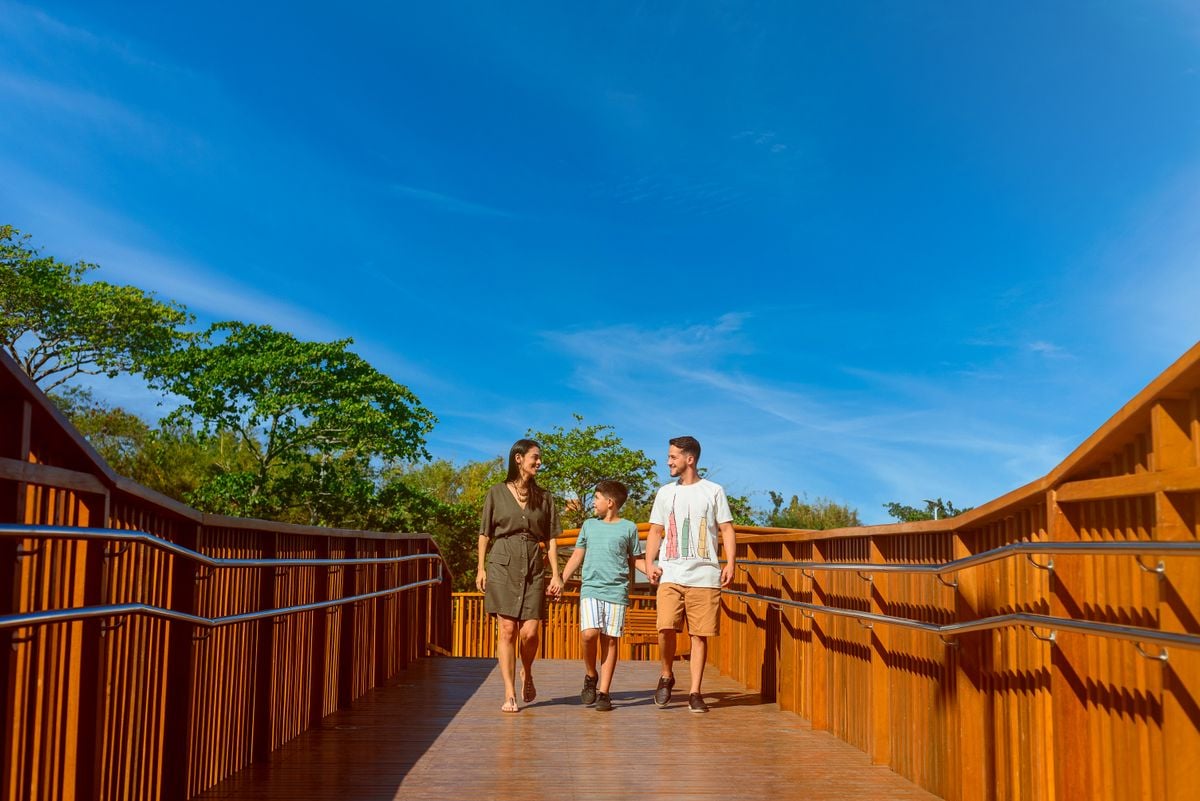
top-left (680, 516), bottom-right (690, 558)
top-left (666, 510), bottom-right (679, 560)
top-left (697, 517), bottom-right (708, 559)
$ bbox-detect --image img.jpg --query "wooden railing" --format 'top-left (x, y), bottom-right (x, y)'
top-left (714, 341), bottom-right (1200, 801)
top-left (0, 352), bottom-right (453, 801)
top-left (452, 591), bottom-right (665, 660)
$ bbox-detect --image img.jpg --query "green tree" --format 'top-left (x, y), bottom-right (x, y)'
top-left (371, 458), bottom-right (504, 590)
top-left (763, 491), bottom-right (861, 529)
top-left (148, 321), bottom-right (435, 518)
top-left (50, 386), bottom-right (257, 503)
top-left (1, 225), bottom-right (193, 391)
top-left (529, 415), bottom-right (658, 529)
top-left (883, 497), bottom-right (972, 523)
top-left (727, 493), bottom-right (758, 526)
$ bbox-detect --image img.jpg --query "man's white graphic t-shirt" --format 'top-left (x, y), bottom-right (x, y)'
top-left (649, 478), bottom-right (733, 588)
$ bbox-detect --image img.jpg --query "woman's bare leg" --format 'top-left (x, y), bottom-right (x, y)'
top-left (496, 615), bottom-right (519, 711)
top-left (518, 617), bottom-right (541, 701)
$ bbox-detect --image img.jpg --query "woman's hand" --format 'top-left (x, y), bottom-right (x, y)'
top-left (475, 569), bottom-right (487, 593)
top-left (548, 575), bottom-right (564, 597)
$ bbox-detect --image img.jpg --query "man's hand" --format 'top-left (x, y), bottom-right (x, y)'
top-left (720, 562), bottom-right (735, 587)
top-left (548, 576), bottom-right (564, 596)
top-left (648, 563), bottom-right (663, 585)
top-left (475, 569), bottom-right (487, 592)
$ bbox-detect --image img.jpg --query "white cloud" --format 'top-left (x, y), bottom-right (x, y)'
top-left (541, 315), bottom-right (1073, 523)
top-left (390, 184), bottom-right (513, 218)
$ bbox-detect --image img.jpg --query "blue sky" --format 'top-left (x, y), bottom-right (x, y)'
top-left (2, 1), bottom-right (1198, 523)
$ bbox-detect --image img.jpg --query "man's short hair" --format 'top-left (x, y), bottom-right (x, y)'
top-left (595, 479), bottom-right (629, 509)
top-left (669, 435), bottom-right (701, 463)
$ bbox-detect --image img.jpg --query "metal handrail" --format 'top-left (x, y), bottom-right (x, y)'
top-left (0, 576), bottom-right (444, 632)
top-left (1, 524), bottom-right (443, 568)
top-left (736, 540), bottom-right (1200, 578)
top-left (0, 524), bottom-right (447, 633)
top-left (723, 589), bottom-right (1199, 657)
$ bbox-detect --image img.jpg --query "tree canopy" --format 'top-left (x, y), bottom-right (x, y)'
top-left (764, 491), bottom-right (861, 529)
top-left (883, 497), bottom-right (972, 522)
top-left (529, 414), bottom-right (658, 529)
top-left (147, 321), bottom-right (436, 518)
top-left (0, 225), bottom-right (193, 391)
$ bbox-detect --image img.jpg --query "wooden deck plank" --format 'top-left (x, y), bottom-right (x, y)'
top-left (195, 658), bottom-right (940, 801)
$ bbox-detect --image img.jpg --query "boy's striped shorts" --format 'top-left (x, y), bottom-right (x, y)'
top-left (579, 597), bottom-right (626, 638)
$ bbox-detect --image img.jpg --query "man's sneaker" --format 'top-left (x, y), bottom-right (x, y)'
top-left (688, 693), bottom-right (709, 713)
top-left (595, 691), bottom-right (613, 712)
top-left (581, 674), bottom-right (598, 706)
top-left (654, 674), bottom-right (675, 708)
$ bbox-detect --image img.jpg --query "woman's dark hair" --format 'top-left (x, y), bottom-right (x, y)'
top-left (505, 438), bottom-right (542, 484)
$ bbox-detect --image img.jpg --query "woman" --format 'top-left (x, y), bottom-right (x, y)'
top-left (477, 439), bottom-right (563, 712)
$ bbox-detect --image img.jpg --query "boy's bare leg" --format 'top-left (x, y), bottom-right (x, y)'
top-left (688, 634), bottom-right (707, 694)
top-left (598, 633), bottom-right (620, 693)
top-left (658, 628), bottom-right (676, 676)
top-left (582, 628), bottom-right (600, 677)
top-left (496, 616), bottom-right (519, 710)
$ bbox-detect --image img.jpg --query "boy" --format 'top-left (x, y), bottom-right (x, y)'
top-left (560, 479), bottom-right (645, 711)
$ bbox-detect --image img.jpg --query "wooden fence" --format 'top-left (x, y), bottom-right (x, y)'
top-left (713, 342), bottom-right (1200, 801)
top-left (0, 351), bottom-right (453, 801)
top-left (452, 591), bottom-right (665, 661)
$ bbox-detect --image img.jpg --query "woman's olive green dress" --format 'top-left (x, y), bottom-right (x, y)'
top-left (480, 483), bottom-right (560, 620)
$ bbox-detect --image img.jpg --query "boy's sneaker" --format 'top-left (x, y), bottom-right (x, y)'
top-left (581, 674), bottom-right (598, 706)
top-left (595, 691), bottom-right (613, 712)
top-left (654, 674), bottom-right (675, 708)
top-left (688, 693), bottom-right (709, 713)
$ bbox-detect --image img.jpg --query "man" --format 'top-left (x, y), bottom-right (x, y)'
top-left (644, 435), bottom-right (736, 712)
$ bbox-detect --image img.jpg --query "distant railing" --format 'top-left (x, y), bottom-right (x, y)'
top-left (0, 351), bottom-right (453, 801)
top-left (452, 591), bottom-right (664, 660)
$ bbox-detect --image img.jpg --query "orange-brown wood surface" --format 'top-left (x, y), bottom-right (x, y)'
top-left (193, 658), bottom-right (940, 801)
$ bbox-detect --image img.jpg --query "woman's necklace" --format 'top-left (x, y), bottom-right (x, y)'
top-left (509, 480), bottom-right (530, 504)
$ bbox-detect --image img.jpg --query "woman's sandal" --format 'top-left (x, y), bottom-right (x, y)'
top-left (521, 673), bottom-right (536, 703)
top-left (501, 696), bottom-right (519, 713)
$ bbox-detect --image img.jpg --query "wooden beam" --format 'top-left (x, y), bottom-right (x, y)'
top-left (0, 456), bottom-right (108, 496)
top-left (1055, 466), bottom-right (1200, 503)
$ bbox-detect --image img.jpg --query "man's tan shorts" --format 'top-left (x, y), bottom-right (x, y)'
top-left (656, 583), bottom-right (720, 638)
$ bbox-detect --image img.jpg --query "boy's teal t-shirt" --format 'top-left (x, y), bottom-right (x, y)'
top-left (575, 518), bottom-right (642, 605)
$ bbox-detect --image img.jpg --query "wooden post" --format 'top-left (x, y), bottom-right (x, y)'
top-left (811, 539), bottom-right (829, 732)
top-left (252, 534), bottom-right (278, 762)
top-left (954, 530), bottom-right (989, 801)
top-left (72, 494), bottom-right (106, 801)
top-left (1047, 490), bottom-right (1091, 801)
top-left (338, 539), bottom-right (358, 709)
top-left (869, 536), bottom-right (891, 766)
top-left (162, 524), bottom-right (200, 801)
top-left (308, 537), bottom-right (330, 729)
top-left (1151, 399), bottom-right (1199, 801)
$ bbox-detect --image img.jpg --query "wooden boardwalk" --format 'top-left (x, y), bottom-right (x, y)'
top-left (195, 658), bottom-right (939, 801)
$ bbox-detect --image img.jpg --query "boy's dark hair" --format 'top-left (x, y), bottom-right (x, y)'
top-left (669, 435), bottom-right (701, 463)
top-left (595, 479), bottom-right (629, 509)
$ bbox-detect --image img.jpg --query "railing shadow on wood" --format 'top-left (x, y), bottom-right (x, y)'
top-left (0, 351), bottom-right (453, 801)
top-left (714, 341), bottom-right (1200, 801)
